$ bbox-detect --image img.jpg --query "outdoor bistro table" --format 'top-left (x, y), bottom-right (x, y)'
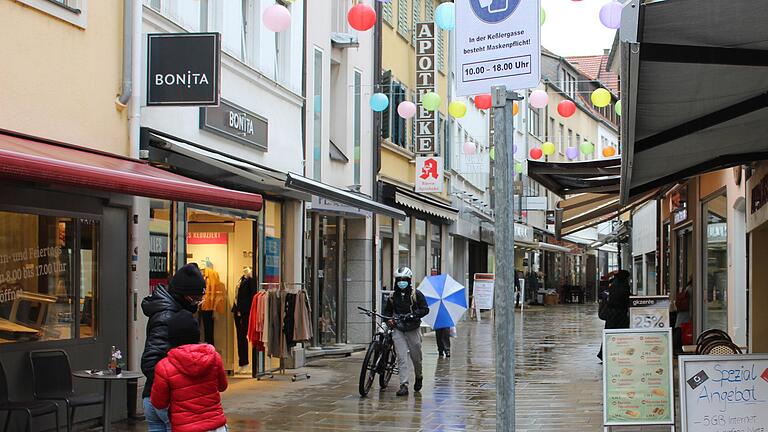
top-left (72, 369), bottom-right (143, 432)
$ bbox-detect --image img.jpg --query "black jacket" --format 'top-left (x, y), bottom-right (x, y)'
top-left (383, 287), bottom-right (429, 332)
top-left (604, 278), bottom-right (631, 329)
top-left (140, 285), bottom-right (196, 398)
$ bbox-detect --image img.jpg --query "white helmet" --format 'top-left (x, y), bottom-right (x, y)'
top-left (394, 266), bottom-right (413, 280)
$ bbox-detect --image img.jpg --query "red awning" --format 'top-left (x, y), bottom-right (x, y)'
top-left (0, 133), bottom-right (263, 211)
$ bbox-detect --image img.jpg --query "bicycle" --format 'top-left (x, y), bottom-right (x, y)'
top-left (357, 307), bottom-right (399, 397)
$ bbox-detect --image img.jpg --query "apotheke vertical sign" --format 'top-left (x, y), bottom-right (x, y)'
top-left (147, 33), bottom-right (221, 106)
top-left (415, 22), bottom-right (436, 154)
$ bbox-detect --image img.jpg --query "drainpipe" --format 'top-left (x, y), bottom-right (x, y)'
top-left (115, 0), bottom-right (133, 109)
top-left (370, 0), bottom-right (383, 335)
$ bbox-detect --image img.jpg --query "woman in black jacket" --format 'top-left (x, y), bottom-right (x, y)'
top-left (141, 263), bottom-right (205, 432)
top-left (597, 269), bottom-right (632, 360)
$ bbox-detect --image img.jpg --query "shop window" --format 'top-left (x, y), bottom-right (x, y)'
top-left (634, 256), bottom-right (644, 295)
top-left (0, 210), bottom-right (99, 344)
top-left (398, 216), bottom-right (411, 268)
top-left (662, 221), bottom-right (671, 295)
top-left (703, 194), bottom-right (728, 332)
top-left (318, 216), bottom-right (339, 345)
top-left (353, 70), bottom-right (362, 187)
top-left (414, 219), bottom-right (427, 282)
top-left (430, 223), bottom-right (441, 275)
top-left (645, 252), bottom-right (657, 295)
top-left (313, 48), bottom-right (323, 180)
top-left (219, 0), bottom-right (258, 67)
top-left (150, 200), bottom-right (173, 294)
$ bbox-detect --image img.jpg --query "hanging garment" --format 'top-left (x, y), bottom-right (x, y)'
top-left (268, 291), bottom-right (283, 357)
top-left (283, 293), bottom-right (296, 349)
top-left (233, 276), bottom-right (257, 366)
top-left (247, 291), bottom-right (266, 352)
top-left (293, 290), bottom-right (313, 343)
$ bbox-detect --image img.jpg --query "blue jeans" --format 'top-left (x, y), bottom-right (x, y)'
top-left (143, 397), bottom-right (171, 432)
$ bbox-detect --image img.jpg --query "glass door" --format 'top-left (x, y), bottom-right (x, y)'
top-left (318, 216), bottom-right (339, 346)
top-left (702, 194), bottom-right (728, 332)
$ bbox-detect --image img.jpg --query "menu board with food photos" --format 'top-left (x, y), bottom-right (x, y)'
top-left (603, 328), bottom-right (675, 426)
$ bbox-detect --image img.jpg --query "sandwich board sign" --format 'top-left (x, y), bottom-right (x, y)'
top-left (679, 354), bottom-right (768, 432)
top-left (603, 328), bottom-right (675, 430)
top-left (455, 0), bottom-right (541, 96)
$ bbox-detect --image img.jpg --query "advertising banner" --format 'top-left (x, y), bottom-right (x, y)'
top-left (415, 156), bottom-right (444, 193)
top-left (603, 328), bottom-right (675, 427)
top-left (455, 0), bottom-right (541, 95)
top-left (679, 354), bottom-right (768, 432)
top-left (629, 296), bottom-right (671, 329)
top-left (415, 22), bottom-right (436, 154)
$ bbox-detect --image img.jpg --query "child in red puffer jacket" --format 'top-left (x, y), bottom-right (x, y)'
top-left (151, 310), bottom-right (228, 432)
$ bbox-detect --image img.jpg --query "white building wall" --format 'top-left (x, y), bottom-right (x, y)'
top-left (597, 123), bottom-right (619, 158)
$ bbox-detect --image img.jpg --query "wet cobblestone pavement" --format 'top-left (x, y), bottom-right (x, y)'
top-left (107, 304), bottom-right (675, 431)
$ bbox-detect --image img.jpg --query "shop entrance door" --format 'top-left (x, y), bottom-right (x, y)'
top-left (315, 215), bottom-right (346, 346)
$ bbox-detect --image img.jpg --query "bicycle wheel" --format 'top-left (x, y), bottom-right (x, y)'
top-left (378, 347), bottom-right (396, 389)
top-left (359, 341), bottom-right (379, 397)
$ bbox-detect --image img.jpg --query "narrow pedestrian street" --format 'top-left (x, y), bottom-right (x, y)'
top-left (111, 304), bottom-right (665, 431)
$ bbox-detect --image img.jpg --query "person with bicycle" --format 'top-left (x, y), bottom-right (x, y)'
top-left (384, 267), bottom-right (429, 397)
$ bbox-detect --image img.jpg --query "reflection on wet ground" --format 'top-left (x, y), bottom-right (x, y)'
top-left (108, 304), bottom-right (673, 431)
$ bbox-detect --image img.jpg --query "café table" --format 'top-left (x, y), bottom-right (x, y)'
top-left (72, 369), bottom-right (143, 432)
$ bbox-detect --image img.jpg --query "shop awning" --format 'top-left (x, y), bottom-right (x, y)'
top-left (285, 173), bottom-right (406, 220)
top-left (555, 189), bottom-right (658, 238)
top-left (619, 0), bottom-right (768, 204)
top-left (145, 131), bottom-right (307, 201)
top-left (537, 242), bottom-right (572, 253)
top-left (0, 132), bottom-right (263, 211)
top-left (527, 158), bottom-right (621, 198)
top-left (395, 188), bottom-right (459, 221)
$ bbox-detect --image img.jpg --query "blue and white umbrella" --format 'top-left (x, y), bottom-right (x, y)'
top-left (417, 274), bottom-right (468, 329)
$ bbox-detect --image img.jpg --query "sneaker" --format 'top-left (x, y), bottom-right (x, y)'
top-left (445, 351), bottom-right (451, 358)
top-left (438, 351), bottom-right (444, 357)
top-left (414, 377), bottom-right (423, 392)
top-left (396, 384), bottom-right (409, 396)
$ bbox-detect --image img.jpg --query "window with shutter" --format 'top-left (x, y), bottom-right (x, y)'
top-left (383, 1), bottom-right (393, 24)
top-left (425, 0), bottom-right (433, 20)
top-left (397, 0), bottom-right (409, 38)
top-left (381, 70), bottom-right (392, 140)
top-left (412, 0), bottom-right (421, 45)
top-left (437, 29), bottom-right (445, 72)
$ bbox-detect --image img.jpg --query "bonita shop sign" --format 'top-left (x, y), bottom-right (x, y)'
top-left (147, 33), bottom-right (221, 106)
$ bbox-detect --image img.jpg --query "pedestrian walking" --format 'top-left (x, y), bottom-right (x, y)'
top-left (435, 327), bottom-right (451, 358)
top-left (151, 310), bottom-right (228, 432)
top-left (141, 263), bottom-right (206, 431)
top-left (597, 269), bottom-right (632, 361)
top-left (384, 267), bottom-right (429, 397)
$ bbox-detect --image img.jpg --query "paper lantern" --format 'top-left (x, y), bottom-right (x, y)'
top-left (602, 146), bottom-right (617, 157)
top-left (514, 161), bottom-right (523, 175)
top-left (599, 1), bottom-right (623, 30)
top-left (397, 101), bottom-right (417, 119)
top-left (489, 147), bottom-right (495, 161)
top-left (615, 100), bottom-right (622, 116)
top-left (348, 3), bottom-right (376, 31)
top-left (448, 100), bottom-right (467, 118)
top-left (529, 90), bottom-right (548, 109)
top-left (540, 7), bottom-right (546, 26)
top-left (463, 142), bottom-right (477, 155)
top-left (435, 2), bottom-right (455, 31)
top-left (422, 92), bottom-right (441, 111)
top-left (263, 4), bottom-right (291, 32)
top-left (591, 88), bottom-right (611, 108)
top-left (580, 141), bottom-right (595, 155)
top-left (530, 148), bottom-right (543, 160)
top-left (377, 0), bottom-right (391, 2)
top-left (514, 144), bottom-right (518, 154)
top-left (370, 93), bottom-right (389, 112)
top-left (557, 100), bottom-right (576, 118)
top-left (566, 147), bottom-right (579, 160)
top-left (474, 94), bottom-right (492, 110)
top-left (513, 101), bottom-right (519, 116)
top-left (541, 142), bottom-right (555, 156)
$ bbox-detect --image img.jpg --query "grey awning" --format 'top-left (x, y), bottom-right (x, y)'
top-left (395, 188), bottom-right (459, 221)
top-left (285, 173), bottom-right (406, 220)
top-left (619, 0), bottom-right (768, 204)
top-left (555, 189), bottom-right (657, 238)
top-left (527, 158), bottom-right (621, 198)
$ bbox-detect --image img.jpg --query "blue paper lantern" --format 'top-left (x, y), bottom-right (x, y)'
top-left (435, 2), bottom-right (455, 31)
top-left (370, 93), bottom-right (389, 112)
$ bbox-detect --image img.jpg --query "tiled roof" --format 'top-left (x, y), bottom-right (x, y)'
top-left (566, 54), bottom-right (619, 95)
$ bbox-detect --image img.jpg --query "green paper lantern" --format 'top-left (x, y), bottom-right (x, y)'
top-left (514, 161), bottom-right (523, 174)
top-left (540, 7), bottom-right (546, 25)
top-left (580, 141), bottom-right (595, 155)
top-left (489, 147), bottom-right (495, 161)
top-left (615, 100), bottom-right (622, 116)
top-left (422, 92), bottom-right (441, 111)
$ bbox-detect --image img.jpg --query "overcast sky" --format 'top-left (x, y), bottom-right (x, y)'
top-left (540, 0), bottom-right (618, 57)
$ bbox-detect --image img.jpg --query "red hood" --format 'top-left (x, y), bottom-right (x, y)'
top-left (166, 344), bottom-right (220, 377)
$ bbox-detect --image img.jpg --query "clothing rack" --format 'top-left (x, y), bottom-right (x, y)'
top-left (253, 282), bottom-right (310, 382)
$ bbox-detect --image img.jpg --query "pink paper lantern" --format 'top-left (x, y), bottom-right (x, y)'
top-left (263, 4), bottom-right (291, 32)
top-left (397, 101), bottom-right (417, 119)
top-left (599, 1), bottom-right (623, 29)
top-left (529, 90), bottom-right (548, 109)
top-left (348, 3), bottom-right (377, 31)
top-left (463, 142), bottom-right (477, 155)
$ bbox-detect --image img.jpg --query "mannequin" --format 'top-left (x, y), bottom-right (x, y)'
top-left (199, 259), bottom-right (223, 345)
top-left (233, 266), bottom-right (256, 372)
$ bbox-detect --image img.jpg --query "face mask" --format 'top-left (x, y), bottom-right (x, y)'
top-left (396, 281), bottom-right (409, 290)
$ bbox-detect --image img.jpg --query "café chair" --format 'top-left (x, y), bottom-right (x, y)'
top-left (0, 360), bottom-right (60, 432)
top-left (695, 329), bottom-right (732, 354)
top-left (29, 350), bottom-right (103, 432)
top-left (700, 339), bottom-right (742, 356)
